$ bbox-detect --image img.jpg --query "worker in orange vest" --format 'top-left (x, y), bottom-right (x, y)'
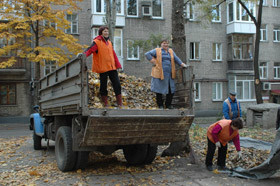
top-left (79, 26), bottom-right (123, 107)
top-left (205, 118), bottom-right (243, 171)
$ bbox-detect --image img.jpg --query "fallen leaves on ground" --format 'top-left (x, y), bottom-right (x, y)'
top-left (189, 125), bottom-right (276, 169)
top-left (88, 72), bottom-right (157, 109)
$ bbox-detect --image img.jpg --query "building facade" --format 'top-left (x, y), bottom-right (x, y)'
top-left (1, 0), bottom-right (280, 118)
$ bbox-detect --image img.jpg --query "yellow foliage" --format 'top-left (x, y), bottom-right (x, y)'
top-left (0, 0), bottom-right (85, 69)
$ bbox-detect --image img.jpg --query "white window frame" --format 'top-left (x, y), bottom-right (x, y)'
top-left (113, 28), bottom-right (123, 58)
top-left (93, 0), bottom-right (124, 15)
top-left (274, 63), bottom-right (280, 79)
top-left (259, 62), bottom-right (268, 79)
top-left (65, 14), bottom-right (78, 34)
top-left (43, 20), bottom-right (57, 30)
top-left (227, 0), bottom-right (255, 23)
top-left (273, 0), bottom-right (280, 7)
top-left (212, 43), bottom-right (222, 61)
top-left (93, 0), bottom-right (105, 14)
top-left (190, 42), bottom-right (200, 60)
top-left (186, 2), bottom-right (195, 21)
top-left (194, 82), bottom-right (201, 102)
top-left (44, 60), bottom-right (57, 76)
top-left (212, 82), bottom-right (223, 101)
top-left (127, 0), bottom-right (138, 17)
top-left (274, 27), bottom-right (280, 42)
top-left (152, 0), bottom-right (163, 19)
top-left (229, 76), bottom-right (256, 101)
top-left (212, 4), bottom-right (221, 22)
top-left (260, 25), bottom-right (267, 41)
top-left (127, 40), bottom-right (139, 60)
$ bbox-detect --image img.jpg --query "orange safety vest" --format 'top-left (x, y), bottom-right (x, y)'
top-left (207, 119), bottom-right (239, 146)
top-left (151, 48), bottom-right (176, 80)
top-left (92, 39), bottom-right (116, 73)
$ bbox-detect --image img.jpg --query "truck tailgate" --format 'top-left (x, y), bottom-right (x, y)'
top-left (80, 109), bottom-right (194, 146)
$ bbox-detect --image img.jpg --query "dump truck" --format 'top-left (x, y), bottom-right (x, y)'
top-left (30, 55), bottom-right (194, 172)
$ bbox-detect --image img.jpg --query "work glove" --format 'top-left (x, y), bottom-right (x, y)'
top-left (76, 53), bottom-right (83, 58)
top-left (237, 151), bottom-right (242, 160)
top-left (215, 142), bottom-right (221, 148)
top-left (181, 63), bottom-right (188, 68)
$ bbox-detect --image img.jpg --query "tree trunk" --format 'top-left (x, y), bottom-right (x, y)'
top-left (253, 1), bottom-right (263, 104)
top-left (105, 0), bottom-right (116, 43)
top-left (162, 0), bottom-right (196, 164)
top-left (238, 0), bottom-right (263, 104)
top-left (33, 20), bottom-right (40, 106)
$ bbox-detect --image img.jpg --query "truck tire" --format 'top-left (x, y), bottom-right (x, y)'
top-left (123, 144), bottom-right (148, 165)
top-left (144, 145), bottom-right (158, 164)
top-left (33, 132), bottom-right (42, 150)
top-left (75, 151), bottom-right (89, 170)
top-left (55, 126), bottom-right (77, 172)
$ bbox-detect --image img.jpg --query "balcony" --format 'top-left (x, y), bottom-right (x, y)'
top-left (0, 57), bottom-right (27, 75)
top-left (228, 60), bottom-right (254, 71)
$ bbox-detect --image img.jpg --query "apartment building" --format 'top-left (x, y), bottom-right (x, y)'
top-left (1, 0), bottom-right (280, 118)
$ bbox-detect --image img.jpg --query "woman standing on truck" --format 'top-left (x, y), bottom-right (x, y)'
top-left (145, 40), bottom-right (187, 109)
top-left (81, 26), bottom-right (122, 108)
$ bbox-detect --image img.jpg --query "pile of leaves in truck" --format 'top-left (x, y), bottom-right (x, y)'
top-left (189, 125), bottom-right (275, 169)
top-left (88, 72), bottom-right (157, 109)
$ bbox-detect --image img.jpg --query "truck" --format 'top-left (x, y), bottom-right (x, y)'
top-left (30, 55), bottom-right (194, 172)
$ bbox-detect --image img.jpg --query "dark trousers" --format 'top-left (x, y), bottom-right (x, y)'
top-left (156, 86), bottom-right (174, 108)
top-left (99, 70), bottom-right (121, 96)
top-left (205, 138), bottom-right (227, 167)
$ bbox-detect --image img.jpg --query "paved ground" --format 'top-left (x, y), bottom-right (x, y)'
top-left (0, 123), bottom-right (280, 186)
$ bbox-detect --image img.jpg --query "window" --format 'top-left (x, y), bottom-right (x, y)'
top-left (0, 84), bottom-right (16, 105)
top-left (44, 61), bottom-right (57, 76)
top-left (228, 75), bottom-right (255, 100)
top-left (273, 0), bottom-right (280, 7)
top-left (113, 29), bottom-right (123, 58)
top-left (94, 0), bottom-right (124, 15)
top-left (260, 25), bottom-right (267, 41)
top-left (228, 1), bottom-right (255, 23)
top-left (228, 2), bottom-right (234, 22)
top-left (274, 62), bottom-right (280, 79)
top-left (127, 40), bottom-right (139, 60)
top-left (95, 0), bottom-right (105, 13)
top-left (0, 36), bottom-right (16, 56)
top-left (92, 28), bottom-right (99, 39)
top-left (190, 42), bottom-right (200, 60)
top-left (212, 82), bottom-right (223, 101)
top-left (212, 43), bottom-right (222, 61)
top-left (259, 62), bottom-right (268, 79)
top-left (43, 20), bottom-right (57, 30)
top-left (127, 0), bottom-right (138, 17)
top-left (152, 0), bottom-right (162, 18)
top-left (194, 82), bottom-right (201, 101)
top-left (186, 2), bottom-right (195, 21)
top-left (274, 27), bottom-right (280, 42)
top-left (228, 34), bottom-right (253, 60)
top-left (212, 4), bottom-right (221, 22)
top-left (66, 14), bottom-right (78, 34)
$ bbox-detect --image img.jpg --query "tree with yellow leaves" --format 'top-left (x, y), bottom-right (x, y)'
top-left (0, 0), bottom-right (86, 81)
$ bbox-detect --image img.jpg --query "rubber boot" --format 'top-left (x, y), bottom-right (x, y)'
top-left (101, 95), bottom-right (108, 107)
top-left (116, 94), bottom-right (123, 108)
top-left (156, 93), bottom-right (164, 109)
top-left (165, 93), bottom-right (174, 109)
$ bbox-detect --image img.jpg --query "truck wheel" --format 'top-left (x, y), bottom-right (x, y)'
top-left (75, 151), bottom-right (89, 170)
top-left (33, 132), bottom-right (42, 150)
top-left (123, 144), bottom-right (148, 165)
top-left (55, 126), bottom-right (77, 172)
top-left (144, 145), bottom-right (158, 164)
